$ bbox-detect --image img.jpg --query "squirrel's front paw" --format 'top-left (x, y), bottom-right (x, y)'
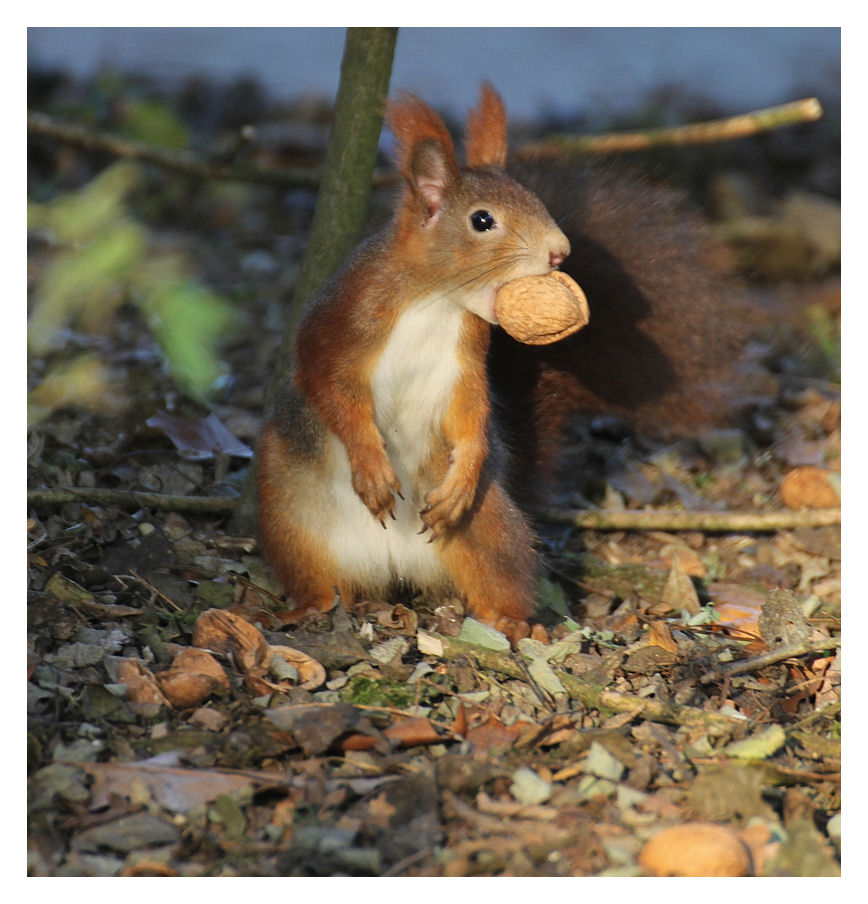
top-left (420, 468), bottom-right (477, 540)
top-left (350, 449), bottom-right (401, 525)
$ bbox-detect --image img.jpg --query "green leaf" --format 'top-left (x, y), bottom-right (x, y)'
top-left (27, 355), bottom-right (114, 426)
top-left (29, 221), bottom-right (147, 353)
top-left (457, 618), bottom-right (511, 651)
top-left (121, 99), bottom-right (189, 149)
top-left (145, 282), bottom-right (238, 400)
top-left (28, 160), bottom-right (235, 406)
top-left (535, 575), bottom-right (570, 616)
top-left (28, 162), bottom-right (141, 243)
top-left (510, 767), bottom-right (552, 805)
top-left (584, 741), bottom-right (625, 781)
top-left (527, 656), bottom-right (567, 698)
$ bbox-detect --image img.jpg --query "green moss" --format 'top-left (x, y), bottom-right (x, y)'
top-left (341, 677), bottom-right (416, 709)
top-left (569, 553), bottom-right (669, 602)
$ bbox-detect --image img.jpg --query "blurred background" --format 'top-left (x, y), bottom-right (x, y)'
top-left (26, 26), bottom-right (841, 445)
top-left (28, 26), bottom-right (840, 126)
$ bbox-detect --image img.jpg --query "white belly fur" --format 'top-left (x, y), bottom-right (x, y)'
top-left (323, 296), bottom-right (465, 591)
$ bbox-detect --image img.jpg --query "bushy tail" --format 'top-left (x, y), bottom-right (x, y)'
top-left (494, 159), bottom-right (751, 496)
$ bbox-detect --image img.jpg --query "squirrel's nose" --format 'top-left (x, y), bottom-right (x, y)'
top-left (550, 244), bottom-right (569, 269)
top-left (548, 230), bottom-right (570, 269)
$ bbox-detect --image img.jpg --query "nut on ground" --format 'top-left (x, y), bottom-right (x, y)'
top-left (639, 823), bottom-right (754, 877)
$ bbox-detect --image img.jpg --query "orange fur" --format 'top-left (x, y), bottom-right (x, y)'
top-left (420, 314), bottom-right (491, 538)
top-left (258, 86), bottom-right (569, 638)
top-left (257, 423), bottom-right (351, 609)
top-left (257, 84), bottom-right (744, 643)
top-left (293, 243), bottom-right (404, 523)
top-left (384, 91), bottom-right (457, 183)
top-left (436, 474), bottom-right (536, 634)
top-left (465, 83), bottom-right (508, 169)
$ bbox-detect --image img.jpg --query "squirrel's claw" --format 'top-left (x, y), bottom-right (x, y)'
top-left (350, 447), bottom-right (402, 526)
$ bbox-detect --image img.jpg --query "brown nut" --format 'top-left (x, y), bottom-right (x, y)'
top-left (638, 823), bottom-right (754, 877)
top-left (495, 270), bottom-right (589, 345)
top-left (779, 466), bottom-right (840, 510)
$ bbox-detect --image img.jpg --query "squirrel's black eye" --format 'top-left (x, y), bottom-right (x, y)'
top-left (470, 209), bottom-right (496, 232)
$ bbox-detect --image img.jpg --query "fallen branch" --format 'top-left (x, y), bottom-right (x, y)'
top-left (27, 110), bottom-right (327, 189)
top-left (513, 97), bottom-right (823, 159)
top-left (29, 96), bottom-right (823, 191)
top-left (27, 486), bottom-right (236, 514)
top-left (28, 487), bottom-right (840, 535)
top-left (699, 637), bottom-right (841, 685)
top-left (419, 632), bottom-right (746, 735)
top-left (535, 506), bottom-right (840, 532)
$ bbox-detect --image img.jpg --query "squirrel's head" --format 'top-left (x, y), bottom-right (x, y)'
top-left (385, 84), bottom-right (570, 322)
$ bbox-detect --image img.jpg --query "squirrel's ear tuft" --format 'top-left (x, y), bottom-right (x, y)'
top-left (465, 82), bottom-right (508, 169)
top-left (385, 92), bottom-right (458, 183)
top-left (386, 92), bottom-right (458, 221)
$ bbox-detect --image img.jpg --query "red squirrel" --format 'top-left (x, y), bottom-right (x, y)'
top-left (257, 84), bottom-right (744, 640)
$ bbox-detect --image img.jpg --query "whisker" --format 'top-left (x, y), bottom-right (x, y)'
top-left (416, 247), bottom-right (531, 302)
top-left (500, 220), bottom-right (532, 251)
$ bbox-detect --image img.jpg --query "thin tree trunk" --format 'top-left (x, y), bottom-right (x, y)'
top-left (231, 27), bottom-right (398, 534)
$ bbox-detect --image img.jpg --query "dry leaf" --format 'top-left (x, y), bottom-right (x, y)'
top-left (265, 703), bottom-right (383, 756)
top-left (451, 702), bottom-right (468, 737)
top-left (660, 543), bottom-right (706, 577)
top-left (647, 621), bottom-right (678, 653)
top-left (658, 556), bottom-right (700, 615)
top-left (78, 758), bottom-right (260, 814)
top-left (465, 713), bottom-right (523, 751)
top-left (759, 589), bottom-right (811, 647)
top-left (339, 734), bottom-right (381, 752)
top-left (639, 822), bottom-right (753, 876)
top-left (121, 861), bottom-right (179, 877)
top-left (146, 411), bottom-right (253, 461)
top-left (815, 650), bottom-right (841, 708)
top-left (708, 583), bottom-right (766, 637)
top-left (188, 705), bottom-right (228, 731)
top-left (382, 717), bottom-right (453, 747)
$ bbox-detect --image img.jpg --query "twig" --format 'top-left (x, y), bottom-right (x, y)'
top-left (381, 848), bottom-right (436, 877)
top-left (688, 757), bottom-right (839, 782)
top-left (28, 110), bottom-right (327, 189)
top-left (513, 97), bottom-right (823, 160)
top-left (535, 506), bottom-right (840, 532)
top-left (512, 654), bottom-right (557, 712)
top-left (699, 637), bottom-right (841, 685)
top-left (789, 701), bottom-right (841, 731)
top-left (30, 96), bottom-right (823, 190)
top-left (419, 632), bottom-right (746, 735)
top-left (27, 486), bottom-right (236, 514)
top-left (29, 487), bottom-right (841, 535)
top-left (442, 789), bottom-right (522, 834)
top-left (126, 570), bottom-right (182, 611)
